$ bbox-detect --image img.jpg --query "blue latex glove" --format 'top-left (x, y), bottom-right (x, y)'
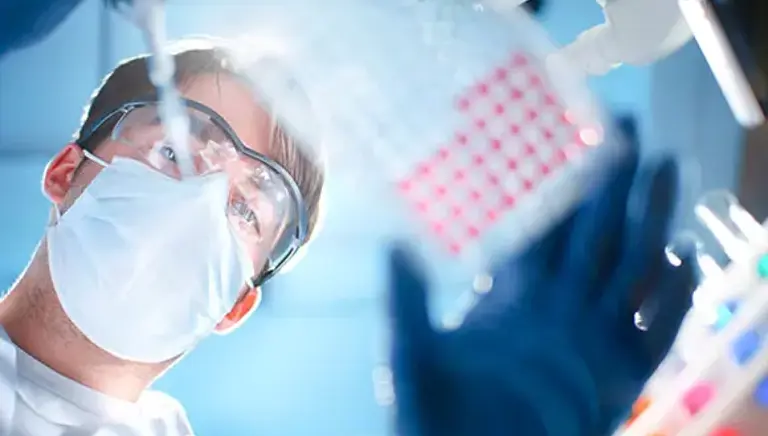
top-left (0, 0), bottom-right (141, 58)
top-left (388, 148), bottom-right (698, 436)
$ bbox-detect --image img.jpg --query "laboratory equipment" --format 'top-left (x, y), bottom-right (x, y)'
top-left (554, 0), bottom-right (693, 75)
top-left (618, 191), bottom-right (768, 436)
top-left (235, 0), bottom-right (625, 291)
top-left (555, 0), bottom-right (768, 128)
top-left (679, 0), bottom-right (767, 128)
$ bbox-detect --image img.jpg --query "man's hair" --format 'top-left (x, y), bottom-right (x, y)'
top-left (74, 46), bottom-right (325, 244)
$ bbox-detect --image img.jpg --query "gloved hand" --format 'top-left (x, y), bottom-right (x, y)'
top-left (388, 147), bottom-right (698, 436)
top-left (0, 0), bottom-right (150, 58)
top-left (0, 0), bottom-right (81, 56)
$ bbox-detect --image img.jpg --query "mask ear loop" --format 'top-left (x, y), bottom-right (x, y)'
top-left (82, 149), bottom-right (110, 168)
top-left (51, 149), bottom-right (109, 225)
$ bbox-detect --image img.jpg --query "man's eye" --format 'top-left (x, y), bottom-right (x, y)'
top-left (232, 200), bottom-right (262, 235)
top-left (160, 145), bottom-right (177, 162)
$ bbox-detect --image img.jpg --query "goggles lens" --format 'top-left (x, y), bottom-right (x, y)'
top-left (105, 103), bottom-right (304, 281)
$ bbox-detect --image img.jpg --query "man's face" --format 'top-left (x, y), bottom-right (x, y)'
top-left (42, 72), bottom-right (277, 333)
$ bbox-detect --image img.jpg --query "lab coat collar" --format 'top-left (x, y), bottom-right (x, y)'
top-left (1, 326), bottom-right (145, 426)
top-left (0, 326), bottom-right (193, 435)
top-left (0, 326), bottom-right (18, 435)
top-left (16, 338), bottom-right (146, 425)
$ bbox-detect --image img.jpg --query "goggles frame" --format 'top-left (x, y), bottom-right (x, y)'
top-left (76, 97), bottom-right (310, 286)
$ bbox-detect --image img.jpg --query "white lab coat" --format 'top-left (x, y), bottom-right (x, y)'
top-left (0, 328), bottom-right (194, 436)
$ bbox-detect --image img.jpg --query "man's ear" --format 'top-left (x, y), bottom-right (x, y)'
top-left (42, 144), bottom-right (84, 204)
top-left (215, 287), bottom-right (262, 334)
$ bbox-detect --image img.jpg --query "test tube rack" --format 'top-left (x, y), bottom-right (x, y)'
top-left (618, 191), bottom-right (768, 436)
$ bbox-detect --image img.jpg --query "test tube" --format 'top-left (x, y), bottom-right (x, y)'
top-left (695, 191), bottom-right (767, 263)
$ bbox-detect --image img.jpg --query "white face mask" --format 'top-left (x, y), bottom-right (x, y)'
top-left (46, 156), bottom-right (255, 363)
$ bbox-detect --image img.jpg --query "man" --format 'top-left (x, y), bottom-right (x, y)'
top-left (0, 45), bottom-right (325, 435)
top-left (0, 2), bottom-right (699, 434)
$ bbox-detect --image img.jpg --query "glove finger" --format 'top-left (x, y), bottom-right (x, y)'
top-left (600, 157), bottom-right (680, 319)
top-left (640, 249), bottom-right (698, 366)
top-left (483, 211), bottom-right (579, 313)
top-left (558, 144), bottom-right (640, 312)
top-left (387, 244), bottom-right (437, 428)
top-left (388, 244), bottom-right (435, 355)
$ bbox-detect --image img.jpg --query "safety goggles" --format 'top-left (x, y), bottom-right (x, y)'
top-left (76, 98), bottom-right (309, 285)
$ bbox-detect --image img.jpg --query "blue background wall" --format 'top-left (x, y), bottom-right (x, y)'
top-left (0, 0), bottom-right (744, 434)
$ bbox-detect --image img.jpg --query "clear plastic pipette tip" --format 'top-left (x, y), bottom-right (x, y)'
top-left (131, 0), bottom-right (196, 178)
